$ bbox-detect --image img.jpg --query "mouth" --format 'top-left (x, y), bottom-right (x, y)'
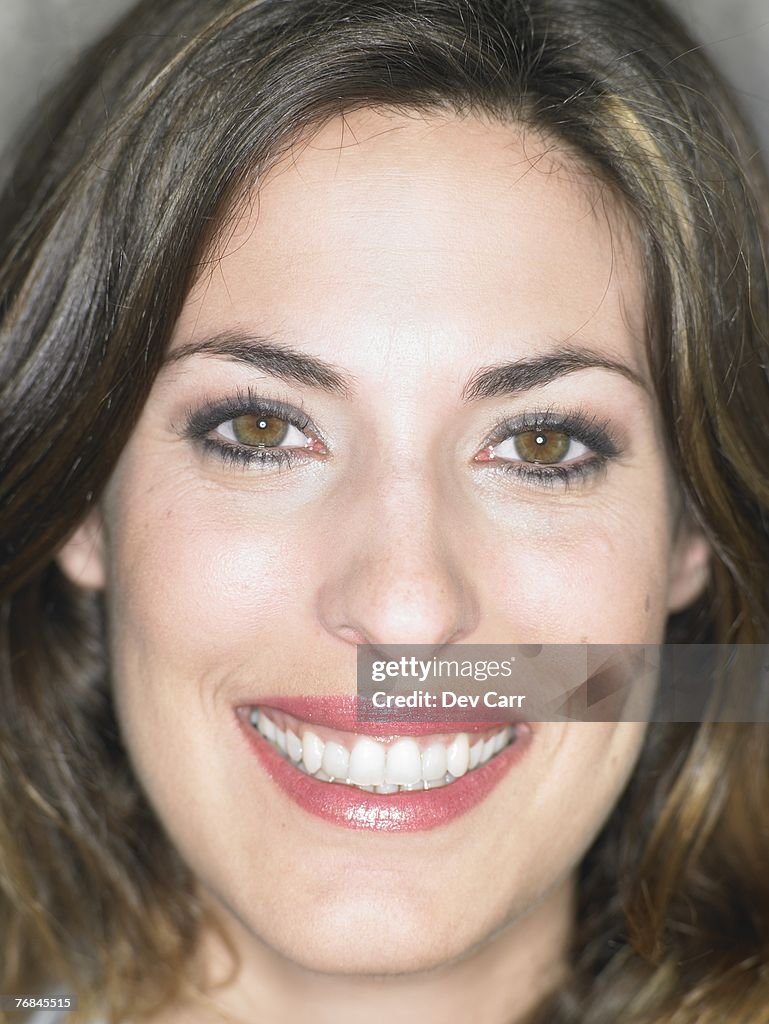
top-left (235, 698), bottom-right (532, 832)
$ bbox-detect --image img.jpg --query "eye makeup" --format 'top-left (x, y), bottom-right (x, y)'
top-left (475, 406), bottom-right (623, 490)
top-left (178, 388), bottom-right (624, 488)
top-left (180, 386), bottom-right (324, 469)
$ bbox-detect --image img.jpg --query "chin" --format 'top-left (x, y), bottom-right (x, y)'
top-left (225, 889), bottom-right (491, 977)
top-left (267, 932), bottom-right (466, 977)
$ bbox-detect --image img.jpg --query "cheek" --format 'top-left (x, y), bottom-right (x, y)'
top-left (481, 489), bottom-right (672, 644)
top-left (104, 476), bottom-right (316, 685)
top-left (101, 469), bottom-right (319, 829)
top-left (519, 719), bottom-right (648, 871)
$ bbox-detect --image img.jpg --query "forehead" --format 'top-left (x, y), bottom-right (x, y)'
top-left (173, 107), bottom-right (646, 380)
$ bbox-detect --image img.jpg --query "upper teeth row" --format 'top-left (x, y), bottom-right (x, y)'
top-left (250, 708), bottom-right (514, 792)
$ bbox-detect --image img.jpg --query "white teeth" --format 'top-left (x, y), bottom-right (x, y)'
top-left (492, 729), bottom-right (508, 755)
top-left (348, 737), bottom-right (386, 786)
top-left (481, 737), bottom-right (496, 764)
top-left (259, 715), bottom-right (277, 743)
top-left (251, 710), bottom-right (518, 793)
top-left (384, 738), bottom-right (422, 785)
top-left (446, 733), bottom-right (469, 778)
top-left (302, 730), bottom-right (324, 774)
top-left (469, 738), bottom-right (483, 769)
top-left (286, 729), bottom-right (302, 762)
top-left (322, 740), bottom-right (349, 781)
top-left (421, 742), bottom-right (448, 782)
top-left (425, 777), bottom-right (449, 789)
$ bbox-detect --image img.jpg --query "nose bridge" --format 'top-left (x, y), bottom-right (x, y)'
top-left (316, 455), bottom-right (478, 648)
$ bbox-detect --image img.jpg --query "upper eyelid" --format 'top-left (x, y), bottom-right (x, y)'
top-left (481, 408), bottom-right (621, 454)
top-left (485, 406), bottom-right (596, 431)
top-left (181, 390), bottom-right (316, 439)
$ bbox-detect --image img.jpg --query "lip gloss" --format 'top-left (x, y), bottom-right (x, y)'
top-left (236, 697), bottom-right (533, 832)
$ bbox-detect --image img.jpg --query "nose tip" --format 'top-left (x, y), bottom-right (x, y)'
top-left (335, 602), bottom-right (468, 651)
top-left (317, 536), bottom-right (478, 652)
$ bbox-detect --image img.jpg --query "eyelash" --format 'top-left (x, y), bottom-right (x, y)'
top-left (181, 390), bottom-right (622, 489)
top-left (480, 406), bottom-right (621, 490)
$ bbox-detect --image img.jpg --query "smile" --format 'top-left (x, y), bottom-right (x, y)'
top-left (236, 698), bottom-right (533, 832)
top-left (248, 706), bottom-right (517, 793)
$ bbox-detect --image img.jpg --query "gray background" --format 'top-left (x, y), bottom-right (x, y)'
top-left (0, 0), bottom-right (768, 154)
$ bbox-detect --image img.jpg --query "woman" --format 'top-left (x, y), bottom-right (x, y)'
top-left (1, 1), bottom-right (768, 1022)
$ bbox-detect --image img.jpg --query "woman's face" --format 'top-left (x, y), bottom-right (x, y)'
top-left (59, 109), bottom-right (709, 978)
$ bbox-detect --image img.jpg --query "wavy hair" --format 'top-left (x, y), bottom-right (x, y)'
top-left (1, 1), bottom-right (769, 1022)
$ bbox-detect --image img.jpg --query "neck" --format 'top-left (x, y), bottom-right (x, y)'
top-left (144, 875), bottom-right (574, 1024)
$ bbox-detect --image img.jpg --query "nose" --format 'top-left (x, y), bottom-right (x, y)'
top-left (316, 467), bottom-right (479, 652)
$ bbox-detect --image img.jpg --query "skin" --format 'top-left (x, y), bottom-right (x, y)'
top-left (58, 108), bottom-right (711, 1024)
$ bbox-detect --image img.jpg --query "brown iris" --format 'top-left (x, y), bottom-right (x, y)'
top-left (514, 430), bottom-right (570, 464)
top-left (230, 414), bottom-right (290, 447)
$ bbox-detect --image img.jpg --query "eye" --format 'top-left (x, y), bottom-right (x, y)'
top-left (473, 409), bottom-right (622, 489)
top-left (215, 413), bottom-right (312, 450)
top-left (487, 429), bottom-right (591, 466)
top-left (181, 389), bottom-right (327, 469)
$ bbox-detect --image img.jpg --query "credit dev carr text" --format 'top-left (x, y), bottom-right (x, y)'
top-left (371, 691), bottom-right (527, 709)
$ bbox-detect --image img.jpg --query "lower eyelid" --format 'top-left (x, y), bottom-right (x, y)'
top-left (486, 455), bottom-right (610, 488)
top-left (199, 438), bottom-right (301, 469)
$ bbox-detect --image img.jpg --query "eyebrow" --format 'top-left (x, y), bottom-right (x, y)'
top-left (164, 331), bottom-right (354, 394)
top-left (462, 345), bottom-right (649, 401)
top-left (164, 331), bottom-right (648, 400)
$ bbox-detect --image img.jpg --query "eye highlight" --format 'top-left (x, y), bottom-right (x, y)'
top-left (475, 408), bottom-right (622, 489)
top-left (181, 388), bottom-right (326, 468)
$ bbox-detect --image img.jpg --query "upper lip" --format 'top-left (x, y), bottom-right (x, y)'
top-left (235, 695), bottom-right (522, 737)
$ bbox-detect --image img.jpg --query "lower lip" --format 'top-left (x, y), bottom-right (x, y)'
top-left (237, 717), bottom-right (532, 833)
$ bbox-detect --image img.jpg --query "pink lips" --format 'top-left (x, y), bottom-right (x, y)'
top-left (248, 695), bottom-right (513, 735)
top-left (236, 696), bottom-right (532, 833)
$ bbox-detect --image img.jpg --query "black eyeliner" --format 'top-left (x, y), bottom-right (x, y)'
top-left (182, 386), bottom-right (313, 440)
top-left (490, 455), bottom-right (611, 491)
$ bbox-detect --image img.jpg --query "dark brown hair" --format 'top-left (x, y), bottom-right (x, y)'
top-left (1, 1), bottom-right (769, 1022)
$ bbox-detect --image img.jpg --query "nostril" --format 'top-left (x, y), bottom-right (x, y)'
top-left (336, 625), bottom-right (371, 646)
